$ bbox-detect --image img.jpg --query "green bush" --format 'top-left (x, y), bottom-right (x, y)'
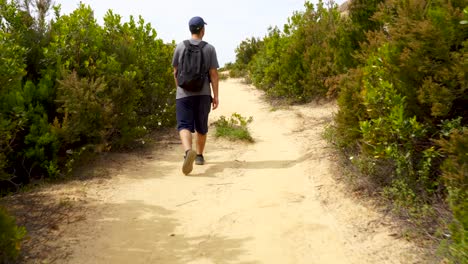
top-left (0, 207), bottom-right (26, 262)
top-left (228, 38), bottom-right (263, 79)
top-left (437, 127), bottom-right (467, 262)
top-left (213, 113), bottom-right (254, 142)
top-left (235, 1), bottom-right (353, 102)
top-left (332, 0), bottom-right (467, 258)
top-left (0, 8), bottom-right (30, 183)
top-left (218, 72), bottom-right (229, 81)
top-left (0, 1), bottom-right (175, 184)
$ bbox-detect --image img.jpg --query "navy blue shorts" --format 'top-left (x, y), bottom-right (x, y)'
top-left (176, 95), bottom-right (212, 134)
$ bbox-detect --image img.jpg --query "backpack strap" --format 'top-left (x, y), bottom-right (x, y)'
top-left (178, 40), bottom-right (190, 75)
top-left (183, 40), bottom-right (207, 48)
top-left (199, 41), bottom-right (207, 49)
top-left (199, 41), bottom-right (208, 73)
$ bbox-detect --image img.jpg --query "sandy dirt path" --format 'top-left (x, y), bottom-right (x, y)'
top-left (15, 79), bottom-right (426, 263)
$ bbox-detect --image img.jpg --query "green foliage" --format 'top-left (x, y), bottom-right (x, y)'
top-left (359, 45), bottom-right (427, 177)
top-left (234, 0), bottom-right (354, 102)
top-left (0, 1), bottom-right (175, 185)
top-left (0, 206), bottom-right (26, 262)
top-left (101, 11), bottom-right (176, 134)
top-left (300, 1), bottom-right (344, 99)
top-left (228, 37), bottom-right (263, 79)
top-left (248, 26), bottom-right (285, 93)
top-left (235, 37), bottom-right (263, 68)
top-left (213, 113), bottom-right (254, 142)
top-left (348, 0), bottom-right (385, 48)
top-left (461, 6), bottom-right (468, 24)
top-left (436, 127), bottom-right (468, 263)
top-left (332, 0), bottom-right (467, 259)
top-left (56, 72), bottom-right (113, 147)
top-left (0, 25), bottom-right (25, 181)
top-left (218, 72), bottom-right (229, 81)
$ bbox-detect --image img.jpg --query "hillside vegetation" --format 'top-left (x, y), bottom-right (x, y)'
top-left (1, 1), bottom-right (175, 260)
top-left (228, 0), bottom-right (467, 262)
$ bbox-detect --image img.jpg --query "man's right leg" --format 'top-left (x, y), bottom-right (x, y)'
top-left (176, 97), bottom-right (197, 175)
top-left (179, 129), bottom-right (193, 152)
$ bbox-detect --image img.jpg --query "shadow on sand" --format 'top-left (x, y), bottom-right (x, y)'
top-left (190, 151), bottom-right (328, 177)
top-left (4, 196), bottom-right (257, 264)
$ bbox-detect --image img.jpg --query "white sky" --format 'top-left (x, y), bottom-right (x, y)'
top-left (54, 0), bottom-right (347, 66)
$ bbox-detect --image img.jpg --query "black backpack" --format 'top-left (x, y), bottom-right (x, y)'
top-left (177, 40), bottom-right (208, 92)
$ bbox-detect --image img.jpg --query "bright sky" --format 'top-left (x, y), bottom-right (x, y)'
top-left (55, 0), bottom-right (347, 66)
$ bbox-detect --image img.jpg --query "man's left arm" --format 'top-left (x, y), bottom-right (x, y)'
top-left (209, 68), bottom-right (219, 110)
top-left (209, 46), bottom-right (220, 110)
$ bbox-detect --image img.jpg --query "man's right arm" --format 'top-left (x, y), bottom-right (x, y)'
top-left (173, 67), bottom-right (178, 87)
top-left (172, 44), bottom-right (181, 87)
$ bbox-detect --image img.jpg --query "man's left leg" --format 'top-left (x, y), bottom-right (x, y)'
top-left (196, 133), bottom-right (207, 155)
top-left (194, 96), bottom-right (211, 165)
top-left (195, 133), bottom-right (207, 165)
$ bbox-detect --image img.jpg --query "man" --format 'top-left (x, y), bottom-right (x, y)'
top-left (172, 16), bottom-right (219, 175)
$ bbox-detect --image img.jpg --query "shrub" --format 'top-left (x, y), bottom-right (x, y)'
top-left (229, 38), bottom-right (263, 79)
top-left (236, 1), bottom-right (353, 102)
top-left (437, 127), bottom-right (467, 262)
top-left (0, 207), bottom-right (26, 262)
top-left (331, 1), bottom-right (467, 256)
top-left (0, 1), bottom-right (175, 185)
top-left (218, 72), bottom-right (229, 81)
top-left (56, 72), bottom-right (114, 148)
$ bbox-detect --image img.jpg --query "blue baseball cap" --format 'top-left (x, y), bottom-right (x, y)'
top-left (189, 16), bottom-right (207, 31)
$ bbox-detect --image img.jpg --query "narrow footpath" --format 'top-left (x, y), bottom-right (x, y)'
top-left (10, 78), bottom-right (425, 263)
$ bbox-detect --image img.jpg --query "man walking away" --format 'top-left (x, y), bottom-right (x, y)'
top-left (172, 16), bottom-right (219, 175)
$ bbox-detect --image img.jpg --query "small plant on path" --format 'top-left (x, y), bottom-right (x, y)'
top-left (212, 113), bottom-right (254, 142)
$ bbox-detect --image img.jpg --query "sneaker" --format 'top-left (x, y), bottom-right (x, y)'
top-left (182, 150), bottom-right (197, 175)
top-left (195, 154), bottom-right (205, 165)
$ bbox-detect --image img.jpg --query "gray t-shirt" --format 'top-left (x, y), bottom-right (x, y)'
top-left (172, 39), bottom-right (219, 99)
